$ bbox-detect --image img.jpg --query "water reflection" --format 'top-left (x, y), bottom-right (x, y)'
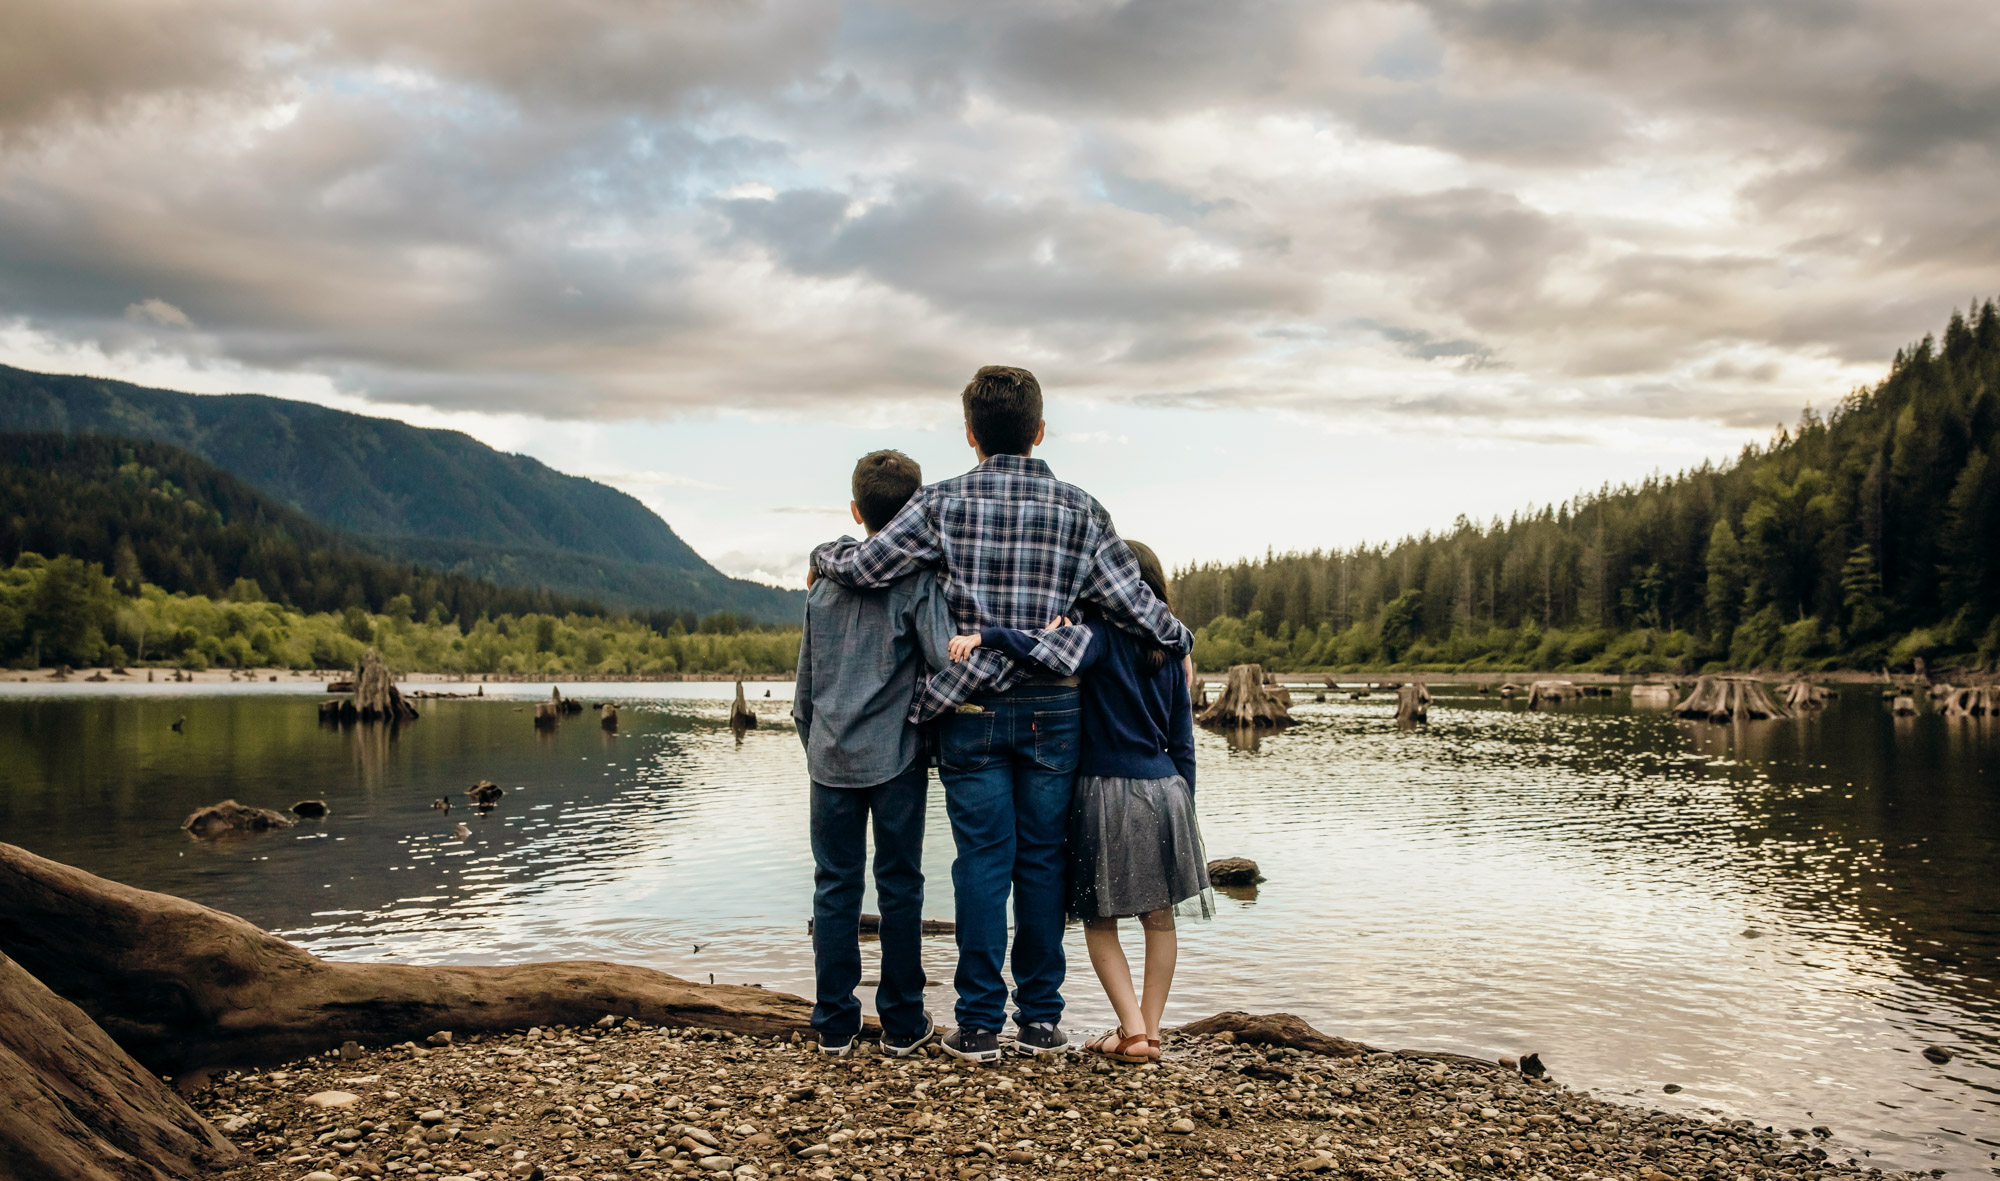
top-left (0, 682), bottom-right (1996, 1171)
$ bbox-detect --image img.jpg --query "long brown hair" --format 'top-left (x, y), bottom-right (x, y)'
top-left (1124, 540), bottom-right (1171, 674)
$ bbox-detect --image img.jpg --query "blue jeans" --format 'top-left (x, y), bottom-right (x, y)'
top-left (810, 758), bottom-right (929, 1042)
top-left (937, 685), bottom-right (1082, 1031)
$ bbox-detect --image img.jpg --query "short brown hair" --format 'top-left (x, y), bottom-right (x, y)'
top-left (962, 365), bottom-right (1043, 456)
top-left (852, 449), bottom-right (923, 533)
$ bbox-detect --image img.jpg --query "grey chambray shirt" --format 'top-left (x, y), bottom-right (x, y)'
top-left (792, 565), bottom-right (955, 789)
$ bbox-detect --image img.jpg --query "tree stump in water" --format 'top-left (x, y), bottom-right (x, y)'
top-left (0, 949), bottom-right (239, 1181)
top-left (1192, 677), bottom-right (1210, 710)
top-left (1395, 679), bottom-right (1430, 725)
top-left (730, 681), bottom-right (758, 731)
top-left (1940, 685), bottom-right (1995, 718)
top-left (352, 649), bottom-right (417, 722)
top-left (1891, 694), bottom-right (1918, 716)
top-left (1196, 664), bottom-right (1294, 729)
top-left (1781, 680), bottom-right (1831, 710)
top-left (533, 701), bottom-right (559, 728)
top-left (1527, 680), bottom-right (1580, 710)
top-left (601, 702), bottom-right (619, 730)
top-left (1631, 683), bottom-right (1677, 709)
top-left (1498, 682), bottom-right (1520, 698)
top-left (1672, 675), bottom-right (1789, 721)
top-left (0, 842), bottom-right (825, 1078)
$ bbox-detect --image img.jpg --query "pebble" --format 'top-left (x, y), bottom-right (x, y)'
top-left (303, 1091), bottom-right (359, 1109)
top-left (188, 1018), bottom-right (1916, 1181)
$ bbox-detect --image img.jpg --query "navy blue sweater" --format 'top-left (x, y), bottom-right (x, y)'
top-left (979, 619), bottom-right (1196, 791)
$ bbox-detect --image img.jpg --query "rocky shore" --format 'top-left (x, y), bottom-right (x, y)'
top-left (188, 1019), bottom-right (1892, 1181)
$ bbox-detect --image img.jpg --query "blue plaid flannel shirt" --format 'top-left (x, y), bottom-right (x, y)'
top-left (810, 453), bottom-right (1193, 723)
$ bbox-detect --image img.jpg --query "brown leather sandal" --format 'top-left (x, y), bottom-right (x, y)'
top-left (1085, 1027), bottom-right (1156, 1064)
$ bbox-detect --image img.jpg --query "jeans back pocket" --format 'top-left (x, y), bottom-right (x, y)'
top-left (1030, 707), bottom-right (1081, 772)
top-left (941, 711), bottom-right (996, 772)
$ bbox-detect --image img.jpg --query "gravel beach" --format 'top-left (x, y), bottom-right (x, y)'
top-left (187, 1019), bottom-right (1898, 1181)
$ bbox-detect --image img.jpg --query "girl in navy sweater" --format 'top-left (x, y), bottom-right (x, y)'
top-left (947, 540), bottom-right (1210, 1063)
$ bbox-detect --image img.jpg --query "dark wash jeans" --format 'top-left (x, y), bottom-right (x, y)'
top-left (937, 685), bottom-right (1082, 1032)
top-left (810, 758), bottom-right (929, 1043)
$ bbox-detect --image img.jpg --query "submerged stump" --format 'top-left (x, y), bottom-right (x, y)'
top-left (730, 681), bottom-right (758, 732)
top-left (352, 649), bottom-right (417, 723)
top-left (1673, 675), bottom-right (1790, 722)
top-left (1197, 664), bottom-right (1295, 729)
top-left (1527, 680), bottom-right (1580, 710)
top-left (1940, 685), bottom-right (1995, 718)
top-left (1781, 680), bottom-right (1831, 711)
top-left (601, 702), bottom-right (619, 730)
top-left (1395, 678), bottom-right (1430, 725)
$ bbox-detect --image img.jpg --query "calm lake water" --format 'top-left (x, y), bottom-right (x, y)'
top-left (1, 680), bottom-right (1995, 1173)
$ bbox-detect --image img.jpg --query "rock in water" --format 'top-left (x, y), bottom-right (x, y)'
top-left (182, 800), bottom-right (294, 839)
top-left (291, 800), bottom-right (330, 819)
top-left (1922, 1045), bottom-right (1953, 1064)
top-left (1521, 1052), bottom-right (1547, 1077)
top-left (1207, 857), bottom-right (1263, 886)
top-left (0, 947), bottom-right (238, 1180)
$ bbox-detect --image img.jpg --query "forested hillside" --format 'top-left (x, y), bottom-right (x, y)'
top-left (0, 366), bottom-right (802, 621)
top-left (0, 435), bottom-right (799, 673)
top-left (1172, 302), bottom-right (2000, 674)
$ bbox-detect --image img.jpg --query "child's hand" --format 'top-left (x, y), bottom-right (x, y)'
top-left (948, 633), bottom-right (982, 663)
top-left (1046, 616), bottom-right (1072, 629)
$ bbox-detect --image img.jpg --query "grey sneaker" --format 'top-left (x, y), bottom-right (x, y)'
top-left (941, 1026), bottom-right (1002, 1063)
top-left (817, 1034), bottom-right (855, 1058)
top-left (1014, 1021), bottom-right (1072, 1057)
top-left (881, 1014), bottom-right (939, 1058)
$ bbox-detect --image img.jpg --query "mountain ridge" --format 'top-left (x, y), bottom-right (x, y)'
top-left (0, 365), bottom-right (801, 621)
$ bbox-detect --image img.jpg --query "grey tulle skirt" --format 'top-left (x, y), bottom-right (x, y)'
top-left (1069, 774), bottom-right (1216, 922)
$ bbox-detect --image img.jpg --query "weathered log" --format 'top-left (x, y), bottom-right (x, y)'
top-left (806, 913), bottom-right (956, 936)
top-left (1206, 857), bottom-right (1263, 886)
top-left (1672, 674), bottom-right (1789, 721)
top-left (351, 649), bottom-right (417, 723)
top-left (730, 680), bottom-right (758, 731)
top-left (0, 842), bottom-right (826, 1077)
top-left (0, 949), bottom-right (239, 1181)
top-left (1527, 680), bottom-right (1580, 710)
top-left (1395, 678), bottom-right (1430, 725)
top-left (181, 800), bottom-right (293, 840)
top-left (1197, 664), bottom-right (1295, 729)
top-left (601, 702), bottom-right (619, 730)
top-left (1780, 680), bottom-right (1831, 710)
top-left (1176, 1012), bottom-right (1377, 1058)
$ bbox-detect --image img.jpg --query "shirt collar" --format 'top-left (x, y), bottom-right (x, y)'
top-left (977, 452), bottom-right (1054, 479)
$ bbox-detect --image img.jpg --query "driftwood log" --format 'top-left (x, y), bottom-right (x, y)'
top-left (0, 843), bottom-right (825, 1077)
top-left (1672, 675), bottom-right (1789, 722)
top-left (352, 648), bottom-right (417, 722)
top-left (1395, 678), bottom-right (1430, 725)
top-left (1177, 1012), bottom-right (1376, 1058)
top-left (730, 680), bottom-right (758, 731)
top-left (1526, 680), bottom-right (1580, 710)
top-left (0, 949), bottom-right (239, 1181)
top-left (1197, 664), bottom-right (1295, 729)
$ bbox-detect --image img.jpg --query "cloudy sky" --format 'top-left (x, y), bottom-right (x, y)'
top-left (3, 0), bottom-right (1995, 585)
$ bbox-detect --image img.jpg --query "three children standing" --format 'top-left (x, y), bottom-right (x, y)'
top-left (793, 366), bottom-right (1212, 1064)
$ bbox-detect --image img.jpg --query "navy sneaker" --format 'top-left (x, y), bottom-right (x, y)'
top-left (817, 1034), bottom-right (855, 1058)
top-left (941, 1026), bottom-right (1002, 1063)
top-left (881, 1014), bottom-right (939, 1058)
top-left (1013, 1021), bottom-right (1072, 1057)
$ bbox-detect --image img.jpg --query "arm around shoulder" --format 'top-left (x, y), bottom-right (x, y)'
top-left (810, 492), bottom-right (941, 590)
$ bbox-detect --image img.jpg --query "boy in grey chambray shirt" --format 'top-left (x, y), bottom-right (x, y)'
top-left (793, 449), bottom-right (953, 1057)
